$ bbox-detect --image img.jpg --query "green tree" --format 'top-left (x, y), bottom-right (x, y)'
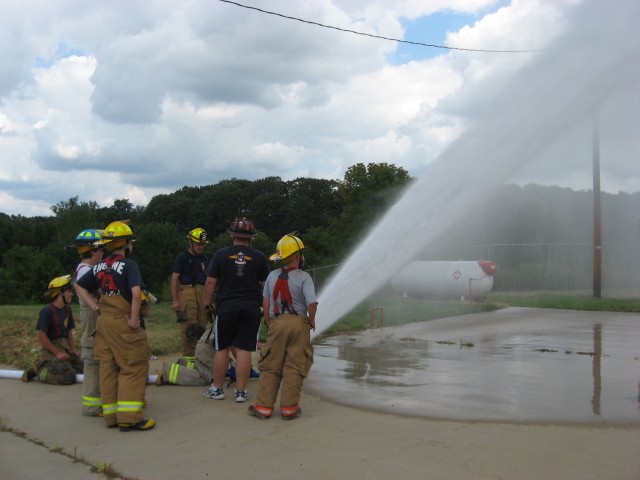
top-left (0, 213), bottom-right (15, 265)
top-left (246, 177), bottom-right (288, 239)
top-left (10, 215), bottom-right (57, 249)
top-left (141, 187), bottom-right (204, 231)
top-left (338, 162), bottom-right (410, 207)
top-left (332, 162), bottom-right (411, 256)
top-left (133, 222), bottom-right (183, 295)
top-left (2, 245), bottom-right (64, 303)
top-left (96, 198), bottom-right (144, 226)
top-left (194, 179), bottom-right (254, 236)
top-left (301, 225), bottom-right (338, 268)
top-left (284, 178), bottom-right (340, 234)
top-left (50, 196), bottom-right (100, 273)
top-left (0, 268), bottom-right (20, 304)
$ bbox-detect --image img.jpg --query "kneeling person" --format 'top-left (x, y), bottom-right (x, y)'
top-left (156, 324), bottom-right (212, 386)
top-left (156, 324), bottom-right (261, 386)
top-left (22, 275), bottom-right (84, 384)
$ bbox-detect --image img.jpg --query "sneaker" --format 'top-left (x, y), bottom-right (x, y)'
top-left (203, 386), bottom-right (225, 400)
top-left (119, 418), bottom-right (156, 432)
top-left (21, 367), bottom-right (37, 382)
top-left (249, 368), bottom-right (260, 378)
top-left (235, 389), bottom-right (249, 403)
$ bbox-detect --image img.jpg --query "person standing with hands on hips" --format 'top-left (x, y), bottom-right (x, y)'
top-left (202, 218), bottom-right (270, 403)
top-left (171, 228), bottom-right (209, 359)
top-left (75, 220), bottom-right (155, 432)
top-left (248, 232), bottom-right (317, 421)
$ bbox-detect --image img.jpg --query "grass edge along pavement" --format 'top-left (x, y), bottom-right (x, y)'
top-left (2, 292), bottom-right (639, 369)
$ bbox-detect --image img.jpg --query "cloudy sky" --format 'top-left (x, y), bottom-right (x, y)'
top-left (0, 0), bottom-right (638, 218)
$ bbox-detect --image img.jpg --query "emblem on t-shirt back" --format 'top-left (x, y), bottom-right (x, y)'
top-left (230, 251), bottom-right (254, 277)
top-left (229, 252), bottom-right (253, 265)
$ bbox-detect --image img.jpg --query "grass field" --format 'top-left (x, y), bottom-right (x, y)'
top-left (487, 291), bottom-right (640, 312)
top-left (0, 303), bottom-right (182, 370)
top-left (2, 291), bottom-right (639, 369)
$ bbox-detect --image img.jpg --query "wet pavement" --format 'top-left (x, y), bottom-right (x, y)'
top-left (307, 307), bottom-right (640, 425)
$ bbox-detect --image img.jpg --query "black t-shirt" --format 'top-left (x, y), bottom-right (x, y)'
top-left (205, 245), bottom-right (270, 315)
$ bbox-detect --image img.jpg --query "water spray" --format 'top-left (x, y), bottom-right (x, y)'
top-left (312, 1), bottom-right (640, 339)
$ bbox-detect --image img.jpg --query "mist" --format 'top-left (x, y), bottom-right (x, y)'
top-left (313, 0), bottom-right (640, 338)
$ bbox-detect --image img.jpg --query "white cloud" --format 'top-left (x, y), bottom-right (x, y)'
top-left (0, 0), bottom-right (638, 218)
top-left (344, 130), bottom-right (412, 164)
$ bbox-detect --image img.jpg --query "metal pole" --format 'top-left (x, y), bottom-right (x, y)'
top-left (592, 114), bottom-right (602, 298)
top-left (591, 324), bottom-right (602, 415)
top-left (546, 243), bottom-right (551, 290)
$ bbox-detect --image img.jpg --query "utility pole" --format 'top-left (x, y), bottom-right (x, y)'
top-left (592, 114), bottom-right (602, 298)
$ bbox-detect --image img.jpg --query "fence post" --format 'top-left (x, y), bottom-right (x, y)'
top-left (370, 307), bottom-right (384, 328)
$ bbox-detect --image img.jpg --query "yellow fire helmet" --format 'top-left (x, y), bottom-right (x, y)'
top-left (44, 274), bottom-right (73, 298)
top-left (100, 220), bottom-right (135, 251)
top-left (187, 228), bottom-right (208, 245)
top-left (270, 232), bottom-right (304, 261)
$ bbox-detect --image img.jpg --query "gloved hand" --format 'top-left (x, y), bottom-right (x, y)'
top-left (205, 303), bottom-right (216, 322)
top-left (175, 309), bottom-right (189, 323)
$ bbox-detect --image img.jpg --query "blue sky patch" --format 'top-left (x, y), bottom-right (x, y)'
top-left (36, 43), bottom-right (86, 68)
top-left (390, 1), bottom-right (509, 64)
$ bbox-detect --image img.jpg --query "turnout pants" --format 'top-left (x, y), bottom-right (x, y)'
top-left (36, 338), bottom-right (84, 385)
top-left (160, 358), bottom-right (208, 386)
top-left (177, 284), bottom-right (206, 356)
top-left (255, 314), bottom-right (313, 418)
top-left (79, 302), bottom-right (101, 415)
top-left (95, 295), bottom-right (150, 427)
top-left (159, 330), bottom-right (214, 386)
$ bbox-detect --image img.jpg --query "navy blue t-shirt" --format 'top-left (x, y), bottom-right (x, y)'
top-left (36, 304), bottom-right (75, 341)
top-left (76, 253), bottom-right (143, 304)
top-left (205, 245), bottom-right (270, 315)
top-left (172, 250), bottom-right (207, 286)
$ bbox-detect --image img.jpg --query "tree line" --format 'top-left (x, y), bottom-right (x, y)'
top-left (1, 163), bottom-right (638, 304)
top-left (0, 163), bottom-right (410, 303)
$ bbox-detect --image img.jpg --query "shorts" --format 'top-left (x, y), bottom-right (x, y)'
top-left (214, 307), bottom-right (261, 351)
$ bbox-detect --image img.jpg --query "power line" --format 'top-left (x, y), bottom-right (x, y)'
top-left (218, 0), bottom-right (540, 53)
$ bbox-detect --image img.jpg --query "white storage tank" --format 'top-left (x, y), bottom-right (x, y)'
top-left (390, 260), bottom-right (496, 300)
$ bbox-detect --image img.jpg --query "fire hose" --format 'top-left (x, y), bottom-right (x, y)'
top-left (0, 369), bottom-right (158, 384)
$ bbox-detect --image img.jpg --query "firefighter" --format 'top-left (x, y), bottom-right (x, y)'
top-left (22, 275), bottom-right (84, 384)
top-left (75, 221), bottom-right (155, 432)
top-left (171, 228), bottom-right (209, 359)
top-left (71, 228), bottom-right (104, 416)
top-left (203, 218), bottom-right (270, 403)
top-left (248, 232), bottom-right (317, 420)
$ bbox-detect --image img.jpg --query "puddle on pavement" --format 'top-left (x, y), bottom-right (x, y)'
top-left (306, 308), bottom-right (640, 424)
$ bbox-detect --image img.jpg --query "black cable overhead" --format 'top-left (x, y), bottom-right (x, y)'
top-left (218, 0), bottom-right (540, 53)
